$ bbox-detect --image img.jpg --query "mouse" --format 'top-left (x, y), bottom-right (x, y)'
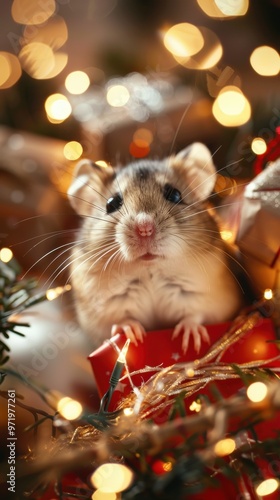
top-left (67, 142), bottom-right (244, 354)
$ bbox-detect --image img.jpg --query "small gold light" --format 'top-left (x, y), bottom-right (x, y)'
top-left (63, 141), bottom-right (83, 161)
top-left (189, 400), bottom-right (202, 412)
top-left (117, 339), bottom-right (130, 363)
top-left (91, 463), bottom-right (134, 493)
top-left (65, 70), bottom-right (90, 95)
top-left (186, 368), bottom-right (195, 377)
top-left (220, 230), bottom-right (233, 242)
top-left (0, 247), bottom-right (14, 263)
top-left (92, 491), bottom-right (117, 499)
top-left (212, 86), bottom-right (251, 127)
top-left (163, 461), bottom-right (173, 472)
top-left (45, 93), bottom-right (72, 121)
top-left (264, 288), bottom-right (273, 300)
top-left (247, 381), bottom-right (268, 403)
top-left (106, 85), bottom-right (130, 107)
top-left (46, 284), bottom-right (71, 301)
top-left (250, 46), bottom-right (280, 77)
top-left (95, 160), bottom-right (109, 168)
top-left (163, 23), bottom-right (204, 58)
top-left (255, 478), bottom-right (279, 497)
top-left (123, 407), bottom-right (134, 416)
top-left (214, 438), bottom-right (236, 457)
top-left (57, 396), bottom-right (83, 420)
top-left (251, 137), bottom-right (267, 156)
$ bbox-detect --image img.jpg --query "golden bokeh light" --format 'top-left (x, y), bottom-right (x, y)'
top-left (57, 396), bottom-right (83, 420)
top-left (63, 141), bottom-right (83, 160)
top-left (255, 478), bottom-right (279, 497)
top-left (251, 137), bottom-right (267, 155)
top-left (95, 160), bottom-right (109, 168)
top-left (46, 284), bottom-right (71, 301)
top-left (173, 27), bottom-right (223, 70)
top-left (247, 381), bottom-right (268, 403)
top-left (45, 93), bottom-right (72, 121)
top-left (23, 15), bottom-right (68, 50)
top-left (19, 42), bottom-right (55, 79)
top-left (250, 45), bottom-right (280, 76)
top-left (106, 85), bottom-right (130, 107)
top-left (42, 52), bottom-right (68, 79)
top-left (189, 400), bottom-right (202, 412)
top-left (0, 52), bottom-right (22, 89)
top-left (263, 288), bottom-right (273, 300)
top-left (163, 23), bottom-right (204, 58)
top-left (123, 407), bottom-right (134, 416)
top-left (133, 128), bottom-right (154, 145)
top-left (220, 229), bottom-right (234, 242)
top-left (0, 248), bottom-right (14, 263)
top-left (91, 463), bottom-right (134, 493)
top-left (65, 71), bottom-right (90, 95)
top-left (212, 86), bottom-right (251, 126)
top-left (12, 0), bottom-right (56, 25)
top-left (92, 491), bottom-right (117, 500)
top-left (197, 0), bottom-right (249, 17)
top-left (214, 438), bottom-right (236, 457)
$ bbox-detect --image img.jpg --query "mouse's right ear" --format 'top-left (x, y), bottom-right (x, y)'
top-left (67, 160), bottom-right (115, 216)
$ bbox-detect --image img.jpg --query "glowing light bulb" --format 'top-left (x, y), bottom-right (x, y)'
top-left (212, 86), bottom-right (251, 126)
top-left (189, 400), bottom-right (202, 412)
top-left (63, 141), bottom-right (83, 160)
top-left (57, 396), bottom-right (83, 420)
top-left (255, 478), bottom-right (279, 497)
top-left (45, 93), bottom-right (72, 121)
top-left (65, 71), bottom-right (90, 95)
top-left (220, 230), bottom-right (233, 242)
top-left (250, 46), bottom-right (280, 76)
top-left (0, 248), bottom-right (14, 263)
top-left (163, 23), bottom-right (204, 58)
top-left (91, 463), bottom-right (134, 493)
top-left (106, 85), bottom-right (130, 107)
top-left (46, 284), bottom-right (71, 301)
top-left (92, 491), bottom-right (117, 500)
top-left (123, 407), bottom-right (134, 416)
top-left (247, 381), bottom-right (268, 403)
top-left (186, 368), bottom-right (195, 377)
top-left (214, 438), bottom-right (236, 456)
top-left (117, 339), bottom-right (130, 363)
top-left (251, 137), bottom-right (267, 155)
top-left (264, 288), bottom-right (273, 300)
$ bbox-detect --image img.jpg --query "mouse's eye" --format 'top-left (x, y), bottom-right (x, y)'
top-left (163, 183), bottom-right (182, 204)
top-left (106, 193), bottom-right (123, 214)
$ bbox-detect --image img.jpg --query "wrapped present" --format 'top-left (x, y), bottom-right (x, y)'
top-left (236, 158), bottom-right (280, 292)
top-left (88, 319), bottom-right (279, 413)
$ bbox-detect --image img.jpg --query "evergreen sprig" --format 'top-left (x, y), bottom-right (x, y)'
top-left (0, 259), bottom-right (48, 369)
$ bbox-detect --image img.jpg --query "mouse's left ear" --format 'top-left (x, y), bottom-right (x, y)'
top-left (171, 142), bottom-right (216, 201)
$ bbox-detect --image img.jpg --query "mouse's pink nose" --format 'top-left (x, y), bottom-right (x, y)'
top-left (135, 213), bottom-right (155, 237)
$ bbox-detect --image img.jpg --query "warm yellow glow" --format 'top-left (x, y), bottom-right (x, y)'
top-left (251, 137), bottom-right (267, 155)
top-left (250, 46), bottom-right (280, 76)
top-left (95, 160), bottom-right (109, 168)
top-left (220, 229), bottom-right (233, 242)
top-left (63, 141), bottom-right (83, 161)
top-left (264, 288), bottom-right (273, 300)
top-left (92, 491), bottom-right (117, 500)
top-left (91, 463), bottom-right (134, 493)
top-left (163, 23), bottom-right (204, 57)
top-left (214, 438), bottom-right (236, 457)
top-left (106, 85), bottom-right (130, 107)
top-left (186, 368), bottom-right (195, 377)
top-left (117, 339), bottom-right (130, 363)
top-left (11, 0), bottom-right (56, 25)
top-left (0, 248), bottom-right (14, 263)
top-left (45, 93), bottom-right (72, 121)
top-left (174, 27), bottom-right (223, 70)
top-left (212, 86), bottom-right (251, 126)
top-left (255, 478), bottom-right (279, 497)
top-left (197, 0), bottom-right (248, 17)
top-left (214, 0), bottom-right (249, 16)
top-left (19, 42), bottom-right (55, 79)
top-left (189, 400), bottom-right (202, 412)
top-left (0, 52), bottom-right (22, 89)
top-left (163, 461), bottom-right (173, 472)
top-left (133, 128), bottom-right (154, 146)
top-left (247, 381), bottom-right (268, 403)
top-left (46, 284), bottom-right (72, 301)
top-left (57, 396), bottom-right (83, 420)
top-left (65, 71), bottom-right (90, 95)
top-left (23, 15), bottom-right (68, 50)
top-left (43, 52), bottom-right (68, 79)
top-left (123, 407), bottom-right (134, 416)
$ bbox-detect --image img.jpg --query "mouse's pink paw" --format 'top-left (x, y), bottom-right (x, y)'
top-left (172, 320), bottom-right (210, 354)
top-left (111, 319), bottom-right (146, 346)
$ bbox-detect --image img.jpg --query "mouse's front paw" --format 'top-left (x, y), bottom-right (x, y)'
top-left (172, 320), bottom-right (210, 354)
top-left (111, 319), bottom-right (146, 346)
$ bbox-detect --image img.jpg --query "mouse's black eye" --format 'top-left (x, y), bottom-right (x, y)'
top-left (106, 193), bottom-right (123, 214)
top-left (163, 183), bottom-right (182, 204)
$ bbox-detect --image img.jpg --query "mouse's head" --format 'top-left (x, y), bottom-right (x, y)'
top-left (68, 142), bottom-right (218, 263)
